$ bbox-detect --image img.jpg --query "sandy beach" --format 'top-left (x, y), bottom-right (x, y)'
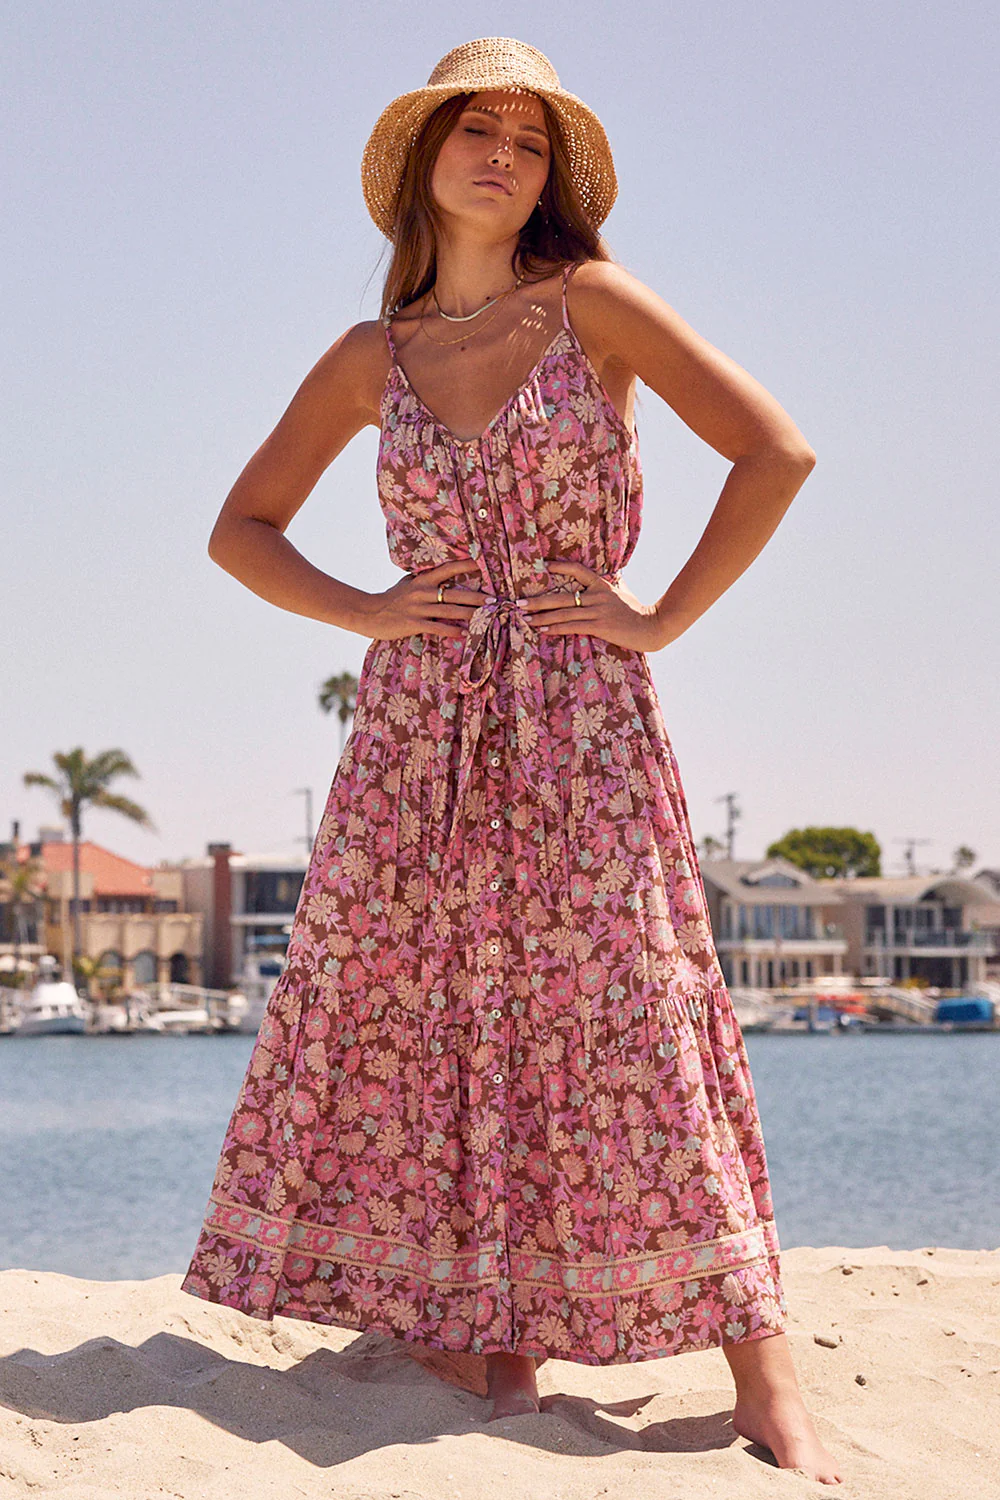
top-left (1, 1243), bottom-right (997, 1499)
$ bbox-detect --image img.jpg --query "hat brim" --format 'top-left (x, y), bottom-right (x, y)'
top-left (360, 82), bottom-right (617, 240)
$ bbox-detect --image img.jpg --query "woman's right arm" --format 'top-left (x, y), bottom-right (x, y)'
top-left (206, 321), bottom-right (479, 642)
top-left (207, 320), bottom-right (388, 633)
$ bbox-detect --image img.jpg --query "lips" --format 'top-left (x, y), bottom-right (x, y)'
top-left (474, 176), bottom-right (513, 196)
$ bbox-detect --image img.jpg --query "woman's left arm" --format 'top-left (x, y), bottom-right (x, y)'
top-left (536, 261), bottom-right (816, 652)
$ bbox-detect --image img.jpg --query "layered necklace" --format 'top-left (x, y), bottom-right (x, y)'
top-left (419, 272), bottom-right (524, 349)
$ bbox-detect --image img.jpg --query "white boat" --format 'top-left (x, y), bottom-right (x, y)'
top-left (155, 1007), bottom-right (216, 1034)
top-left (90, 992), bottom-right (167, 1034)
top-left (15, 979), bottom-right (89, 1036)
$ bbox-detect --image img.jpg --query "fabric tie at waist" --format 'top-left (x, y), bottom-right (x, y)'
top-left (443, 578), bottom-right (621, 872)
top-left (456, 577), bottom-right (619, 701)
top-left (444, 594), bottom-right (541, 853)
top-left (457, 593), bottom-right (524, 695)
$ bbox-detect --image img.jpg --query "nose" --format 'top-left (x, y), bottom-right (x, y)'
top-left (489, 134), bottom-right (515, 169)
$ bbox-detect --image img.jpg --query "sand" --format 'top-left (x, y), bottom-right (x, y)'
top-left (1, 1244), bottom-right (997, 1499)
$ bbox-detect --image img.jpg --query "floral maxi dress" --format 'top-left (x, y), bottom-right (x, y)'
top-left (181, 263), bottom-right (789, 1364)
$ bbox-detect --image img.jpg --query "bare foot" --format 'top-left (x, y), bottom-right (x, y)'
top-left (724, 1332), bottom-right (844, 1484)
top-left (484, 1351), bottom-right (540, 1421)
top-left (732, 1387), bottom-right (843, 1484)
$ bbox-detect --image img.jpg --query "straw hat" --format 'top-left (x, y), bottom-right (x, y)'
top-left (360, 37), bottom-right (617, 240)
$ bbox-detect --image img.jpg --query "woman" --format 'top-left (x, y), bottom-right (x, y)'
top-left (181, 37), bottom-right (841, 1485)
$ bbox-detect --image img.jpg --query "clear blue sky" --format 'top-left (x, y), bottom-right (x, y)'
top-left (3, 1), bottom-right (997, 874)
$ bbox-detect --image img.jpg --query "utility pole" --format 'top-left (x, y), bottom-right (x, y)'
top-left (292, 787), bottom-right (313, 854)
top-left (895, 837), bottom-right (931, 876)
top-left (715, 793), bottom-right (741, 859)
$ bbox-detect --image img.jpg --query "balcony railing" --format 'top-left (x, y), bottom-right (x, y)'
top-left (865, 930), bottom-right (994, 951)
top-left (727, 925), bottom-right (841, 942)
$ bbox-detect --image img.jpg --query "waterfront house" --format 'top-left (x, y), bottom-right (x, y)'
top-left (817, 874), bottom-right (1000, 989)
top-left (972, 869), bottom-right (1000, 981)
top-left (699, 856), bottom-right (848, 988)
top-left (164, 842), bottom-right (307, 988)
top-left (9, 830), bottom-right (204, 988)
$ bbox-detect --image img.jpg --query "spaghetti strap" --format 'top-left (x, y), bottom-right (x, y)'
top-left (382, 315), bottom-right (396, 360)
top-left (560, 262), bottom-right (578, 331)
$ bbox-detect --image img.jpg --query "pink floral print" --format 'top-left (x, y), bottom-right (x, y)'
top-left (181, 262), bottom-right (788, 1363)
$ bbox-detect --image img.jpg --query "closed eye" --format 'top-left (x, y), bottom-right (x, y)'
top-left (463, 126), bottom-right (546, 156)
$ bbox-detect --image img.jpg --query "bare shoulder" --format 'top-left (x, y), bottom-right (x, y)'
top-left (217, 318), bottom-right (392, 533)
top-left (568, 258), bottom-right (670, 329)
top-left (568, 260), bottom-right (816, 465)
top-left (298, 317), bottom-right (391, 426)
top-left (563, 259), bottom-right (679, 379)
top-left (567, 258), bottom-right (651, 308)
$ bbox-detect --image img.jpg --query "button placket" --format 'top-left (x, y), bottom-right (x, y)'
top-left (477, 706), bottom-right (507, 1084)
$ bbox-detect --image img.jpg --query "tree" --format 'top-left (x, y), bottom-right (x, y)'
top-left (23, 748), bottom-right (156, 964)
top-left (766, 827), bottom-right (881, 879)
top-left (318, 672), bottom-right (360, 753)
top-left (698, 834), bottom-right (727, 862)
top-left (950, 845), bottom-right (976, 875)
top-left (0, 849), bottom-right (46, 987)
top-left (73, 952), bottom-right (124, 1003)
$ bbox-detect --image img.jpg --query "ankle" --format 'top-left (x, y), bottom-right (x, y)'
top-left (734, 1375), bottom-right (801, 1407)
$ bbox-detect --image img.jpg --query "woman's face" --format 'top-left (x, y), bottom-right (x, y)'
top-left (430, 89), bottom-right (552, 235)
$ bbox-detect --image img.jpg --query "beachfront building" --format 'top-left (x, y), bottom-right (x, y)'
top-left (165, 842), bottom-right (307, 988)
top-left (0, 831), bottom-right (48, 977)
top-left (972, 869), bottom-right (1000, 981)
top-left (816, 875), bottom-right (1000, 988)
top-left (699, 856), bottom-right (848, 988)
top-left (13, 830), bottom-right (204, 987)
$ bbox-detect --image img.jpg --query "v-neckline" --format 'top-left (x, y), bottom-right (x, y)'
top-left (386, 326), bottom-right (570, 447)
top-left (383, 322), bottom-right (635, 450)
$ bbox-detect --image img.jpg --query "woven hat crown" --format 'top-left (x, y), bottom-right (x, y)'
top-left (426, 37), bottom-right (561, 91)
top-left (360, 36), bottom-right (617, 240)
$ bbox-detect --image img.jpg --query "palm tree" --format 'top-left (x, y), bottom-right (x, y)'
top-left (699, 834), bottom-right (727, 862)
top-left (318, 672), bottom-right (359, 753)
top-left (0, 849), bottom-right (46, 987)
top-left (23, 748), bottom-right (156, 963)
top-left (73, 952), bottom-right (125, 1003)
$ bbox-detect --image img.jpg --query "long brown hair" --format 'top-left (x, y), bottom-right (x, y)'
top-left (377, 93), bottom-right (613, 322)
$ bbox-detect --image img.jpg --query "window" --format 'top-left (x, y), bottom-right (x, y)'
top-left (132, 951), bottom-right (157, 985)
top-left (753, 906), bottom-right (775, 939)
top-left (243, 870), bottom-right (304, 915)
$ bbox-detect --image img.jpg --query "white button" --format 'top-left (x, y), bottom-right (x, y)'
top-left (491, 1008), bottom-right (502, 1019)
top-left (489, 755), bottom-right (500, 765)
top-left (489, 943), bottom-right (499, 954)
top-left (492, 1072), bottom-right (504, 1084)
top-left (490, 880), bottom-right (499, 890)
top-left (478, 507), bottom-right (488, 518)
top-left (490, 818), bottom-right (500, 828)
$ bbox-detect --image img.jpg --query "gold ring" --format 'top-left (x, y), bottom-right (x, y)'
top-left (437, 583), bottom-right (446, 604)
top-left (574, 588), bottom-right (583, 607)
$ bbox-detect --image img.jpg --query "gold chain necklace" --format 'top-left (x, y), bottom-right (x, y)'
top-left (418, 275), bottom-right (523, 349)
top-left (432, 273), bottom-right (522, 322)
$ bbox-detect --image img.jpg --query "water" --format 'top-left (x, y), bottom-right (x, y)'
top-left (1, 1031), bottom-right (997, 1280)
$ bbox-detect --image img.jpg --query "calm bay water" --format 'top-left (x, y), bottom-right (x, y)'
top-left (1, 1031), bottom-right (998, 1279)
